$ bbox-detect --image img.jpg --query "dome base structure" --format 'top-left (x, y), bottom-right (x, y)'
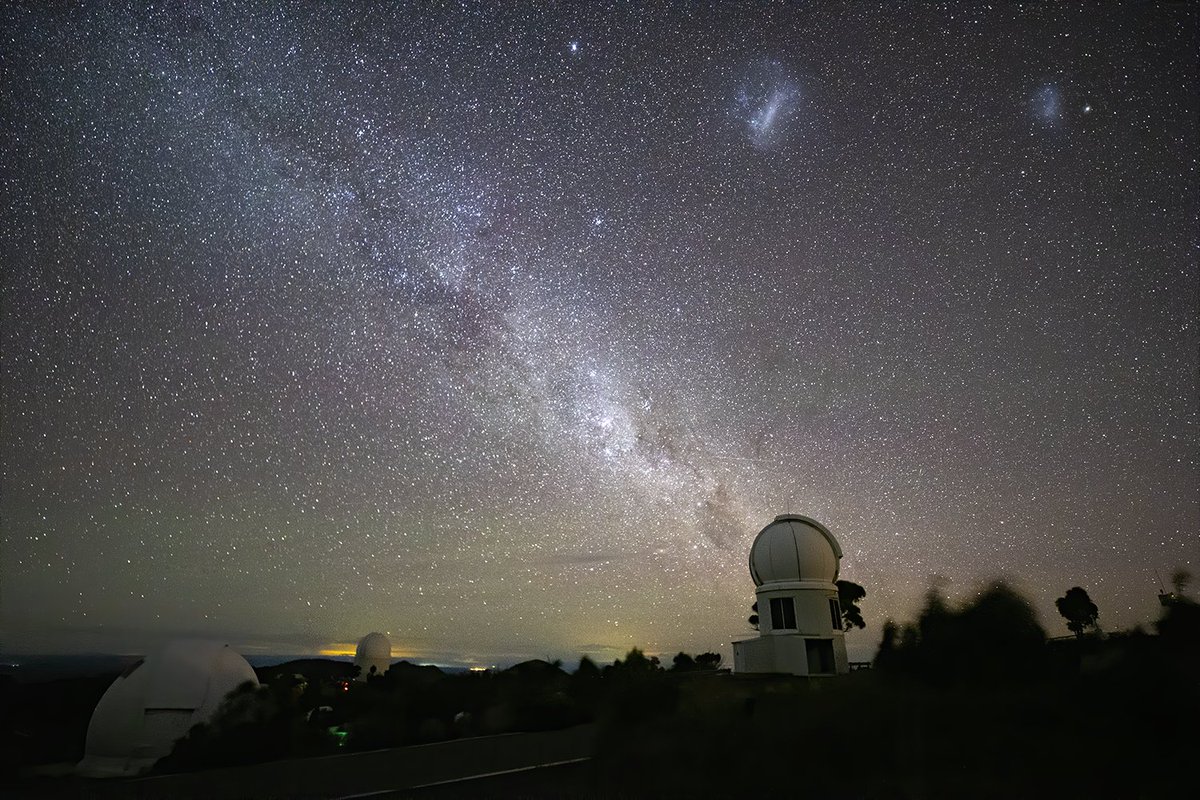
top-left (732, 631), bottom-right (847, 676)
top-left (733, 514), bottom-right (850, 677)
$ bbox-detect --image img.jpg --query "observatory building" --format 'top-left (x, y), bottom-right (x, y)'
top-left (77, 640), bottom-right (258, 777)
top-left (354, 632), bottom-right (393, 680)
top-left (733, 514), bottom-right (850, 676)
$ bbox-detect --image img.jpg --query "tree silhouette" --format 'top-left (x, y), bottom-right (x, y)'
top-left (671, 652), bottom-right (697, 672)
top-left (669, 651), bottom-right (722, 672)
top-left (608, 648), bottom-right (661, 674)
top-left (875, 580), bottom-right (1046, 682)
top-left (568, 656), bottom-right (602, 712)
top-left (873, 620), bottom-right (901, 671)
top-left (837, 580), bottom-right (867, 630)
top-left (748, 601), bottom-right (759, 631)
top-left (1157, 593), bottom-right (1200, 647)
top-left (1158, 569), bottom-right (1200, 647)
top-left (1055, 586), bottom-right (1099, 638)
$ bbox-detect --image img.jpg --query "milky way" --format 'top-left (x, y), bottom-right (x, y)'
top-left (2, 3), bottom-right (1196, 665)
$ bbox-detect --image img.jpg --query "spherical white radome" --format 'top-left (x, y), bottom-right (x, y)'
top-left (355, 632), bottom-right (391, 661)
top-left (749, 514), bottom-right (842, 586)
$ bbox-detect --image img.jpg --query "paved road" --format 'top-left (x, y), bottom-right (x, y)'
top-left (340, 759), bottom-right (601, 800)
top-left (13, 725), bottom-right (598, 799)
top-left (358, 760), bottom-right (606, 799)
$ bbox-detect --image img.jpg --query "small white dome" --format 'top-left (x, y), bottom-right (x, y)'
top-left (749, 514), bottom-right (842, 586)
top-left (355, 632), bottom-right (391, 661)
top-left (77, 640), bottom-right (258, 777)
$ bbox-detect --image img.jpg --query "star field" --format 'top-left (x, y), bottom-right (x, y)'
top-left (1, 3), bottom-right (1196, 664)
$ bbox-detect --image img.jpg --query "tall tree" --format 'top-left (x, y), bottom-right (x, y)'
top-left (1055, 586), bottom-right (1100, 638)
top-left (837, 580), bottom-right (867, 631)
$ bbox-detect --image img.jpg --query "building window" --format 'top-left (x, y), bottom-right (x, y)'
top-left (829, 598), bottom-right (842, 630)
top-left (806, 638), bottom-right (836, 674)
top-left (770, 596), bottom-right (796, 630)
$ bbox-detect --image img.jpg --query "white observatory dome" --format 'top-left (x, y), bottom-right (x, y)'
top-left (354, 632), bottom-right (392, 680)
top-left (356, 632), bottom-right (391, 660)
top-left (749, 514), bottom-right (842, 586)
top-left (77, 640), bottom-right (258, 777)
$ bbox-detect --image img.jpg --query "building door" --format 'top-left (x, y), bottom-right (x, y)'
top-left (806, 638), bottom-right (836, 674)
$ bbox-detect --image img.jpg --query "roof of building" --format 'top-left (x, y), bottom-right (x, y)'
top-left (748, 513), bottom-right (842, 586)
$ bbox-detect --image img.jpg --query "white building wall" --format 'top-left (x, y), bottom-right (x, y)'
top-left (800, 591), bottom-right (838, 635)
top-left (733, 634), bottom-right (813, 675)
top-left (733, 583), bottom-right (849, 676)
top-left (756, 585), bottom-right (840, 636)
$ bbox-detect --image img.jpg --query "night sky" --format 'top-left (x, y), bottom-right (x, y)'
top-left (2, 3), bottom-right (1196, 666)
